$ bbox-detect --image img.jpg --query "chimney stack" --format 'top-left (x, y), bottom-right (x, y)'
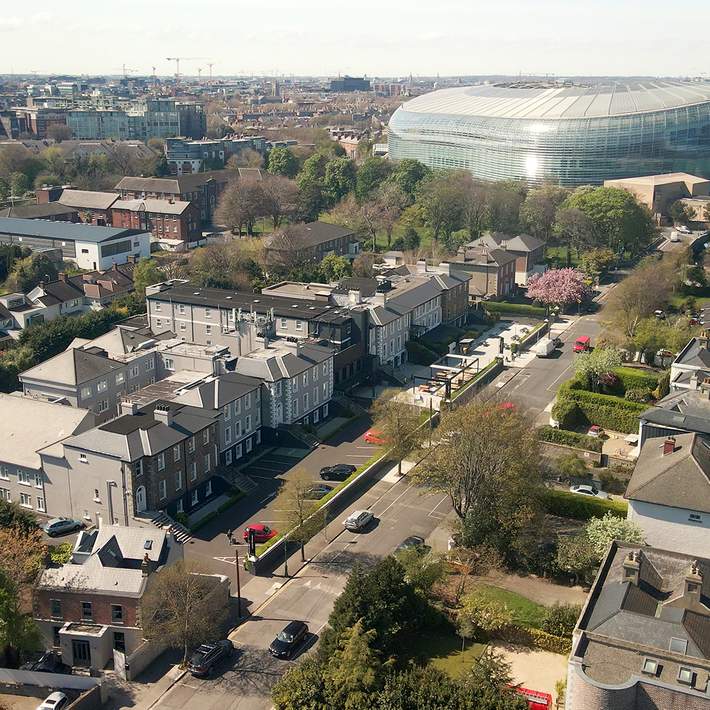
top-left (438, 262), bottom-right (451, 276)
top-left (58, 272), bottom-right (67, 282)
top-left (622, 550), bottom-right (640, 585)
top-left (684, 560), bottom-right (703, 606)
top-left (663, 437), bottom-right (676, 456)
top-left (416, 259), bottom-right (427, 274)
top-left (153, 403), bottom-right (174, 427)
top-left (120, 399), bottom-right (138, 416)
top-left (141, 552), bottom-right (150, 577)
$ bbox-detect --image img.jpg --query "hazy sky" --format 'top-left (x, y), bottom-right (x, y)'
top-left (1, 0), bottom-right (707, 78)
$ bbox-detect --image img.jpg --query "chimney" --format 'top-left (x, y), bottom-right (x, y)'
top-left (663, 437), bottom-right (676, 455)
top-left (120, 399), bottom-right (138, 416)
top-left (38, 281), bottom-right (45, 290)
top-left (372, 292), bottom-right (386, 306)
top-left (348, 289), bottom-right (361, 305)
top-left (622, 550), bottom-right (640, 585)
top-left (58, 272), bottom-right (67, 282)
top-left (416, 259), bottom-right (427, 274)
top-left (141, 552), bottom-right (150, 577)
top-left (153, 403), bottom-right (174, 427)
top-left (684, 560), bottom-right (703, 605)
top-left (438, 262), bottom-right (451, 276)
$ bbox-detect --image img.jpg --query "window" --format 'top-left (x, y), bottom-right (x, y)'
top-left (323, 403), bottom-right (328, 418)
top-left (204, 453), bottom-right (211, 472)
top-left (234, 398), bottom-right (241, 414)
top-left (159, 480), bottom-right (167, 500)
top-left (689, 512), bottom-right (702, 523)
top-left (245, 415), bottom-right (252, 433)
top-left (323, 382), bottom-right (328, 399)
top-left (97, 379), bottom-right (108, 393)
top-left (20, 492), bottom-right (31, 508)
top-left (129, 365), bottom-right (140, 378)
top-left (302, 371), bottom-right (308, 386)
top-left (98, 399), bottom-right (109, 413)
top-left (134, 460), bottom-right (143, 476)
top-left (176, 499), bottom-right (183, 514)
top-left (190, 462), bottom-right (197, 481)
top-left (255, 408), bottom-right (261, 425)
top-left (180, 322), bottom-right (187, 332)
top-left (191, 489), bottom-right (198, 505)
top-left (313, 409), bottom-right (319, 424)
top-left (293, 399), bottom-right (299, 416)
top-left (678, 667), bottom-right (694, 685)
top-left (295, 320), bottom-right (303, 331)
top-left (642, 658), bottom-right (659, 676)
top-left (175, 469), bottom-right (183, 490)
top-left (36, 496), bottom-right (44, 511)
top-left (280, 318), bottom-right (287, 328)
top-left (81, 385), bottom-right (92, 400)
top-left (188, 437), bottom-right (195, 453)
top-left (115, 372), bottom-right (125, 385)
top-left (203, 429), bottom-right (209, 444)
top-left (18, 469), bottom-right (32, 485)
top-left (51, 599), bottom-right (62, 618)
top-left (81, 601), bottom-right (92, 620)
top-left (146, 359), bottom-right (154, 371)
top-left (154, 303), bottom-right (162, 312)
top-left (245, 438), bottom-right (253, 453)
top-left (164, 358), bottom-right (175, 371)
top-left (205, 325), bottom-right (212, 335)
top-left (113, 631), bottom-right (126, 652)
top-left (224, 404), bottom-right (231, 421)
top-left (245, 392), bottom-right (251, 408)
top-left (53, 626), bottom-right (61, 647)
top-left (292, 377), bottom-right (298, 392)
top-left (204, 308), bottom-right (211, 319)
top-left (226, 450), bottom-right (233, 465)
top-left (235, 420), bottom-right (242, 438)
top-left (323, 363), bottom-right (328, 375)
top-left (235, 443), bottom-right (242, 459)
top-left (173, 445), bottom-right (181, 462)
top-left (111, 604), bottom-right (124, 623)
top-left (224, 426), bottom-right (232, 444)
top-left (178, 304), bottom-right (186, 314)
top-left (157, 453), bottom-right (165, 471)
top-left (304, 392), bottom-right (309, 410)
top-left (0, 466), bottom-right (7, 480)
top-left (0, 488), bottom-right (9, 502)
top-left (206, 480), bottom-right (212, 497)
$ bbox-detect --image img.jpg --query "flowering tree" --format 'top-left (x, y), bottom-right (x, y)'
top-left (527, 268), bottom-right (588, 308)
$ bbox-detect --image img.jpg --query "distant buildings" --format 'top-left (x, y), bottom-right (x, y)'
top-left (264, 221), bottom-right (360, 265)
top-left (330, 76), bottom-right (371, 92)
top-left (165, 136), bottom-right (268, 175)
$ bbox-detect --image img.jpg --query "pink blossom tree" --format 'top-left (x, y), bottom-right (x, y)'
top-left (527, 268), bottom-right (589, 308)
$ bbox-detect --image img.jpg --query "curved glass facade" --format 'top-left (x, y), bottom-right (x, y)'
top-left (388, 103), bottom-right (710, 186)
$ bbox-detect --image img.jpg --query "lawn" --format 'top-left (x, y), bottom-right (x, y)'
top-left (406, 626), bottom-right (487, 678)
top-left (472, 585), bottom-right (546, 630)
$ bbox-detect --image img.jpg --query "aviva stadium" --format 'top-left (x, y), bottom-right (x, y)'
top-left (388, 80), bottom-right (710, 186)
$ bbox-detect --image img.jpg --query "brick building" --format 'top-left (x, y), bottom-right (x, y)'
top-left (110, 198), bottom-right (201, 248)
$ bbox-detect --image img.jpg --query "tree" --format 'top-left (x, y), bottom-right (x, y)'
top-left (216, 177), bottom-right (267, 235)
top-left (370, 390), bottom-right (423, 475)
top-left (0, 177), bottom-right (9, 201)
top-left (541, 603), bottom-right (581, 637)
top-left (414, 401), bottom-right (543, 566)
top-left (272, 656), bottom-right (327, 709)
top-left (46, 124), bottom-right (72, 142)
top-left (141, 560), bottom-right (228, 664)
top-left (0, 500), bottom-right (39, 533)
top-left (352, 253), bottom-right (377, 278)
top-left (553, 207), bottom-right (596, 264)
top-left (520, 184), bottom-right (568, 241)
top-left (132, 258), bottom-right (165, 298)
top-left (564, 186), bottom-right (655, 256)
top-left (355, 157), bottom-right (391, 201)
top-left (484, 181), bottom-right (526, 234)
top-left (295, 178), bottom-right (326, 223)
top-left (377, 183), bottom-right (406, 248)
top-left (0, 569), bottom-right (40, 667)
top-left (9, 172), bottom-right (30, 197)
top-left (458, 590), bottom-right (513, 644)
top-left (393, 547), bottom-right (447, 593)
top-left (323, 157), bottom-right (357, 205)
top-left (7, 253), bottom-right (60, 292)
top-left (389, 159), bottom-right (431, 203)
top-left (260, 174), bottom-right (298, 228)
top-left (526, 268), bottom-right (588, 309)
top-left (330, 194), bottom-right (386, 252)
top-left (670, 200), bottom-right (694, 226)
top-left (0, 527), bottom-right (45, 585)
top-left (573, 346), bottom-right (622, 391)
top-left (418, 171), bottom-right (468, 241)
top-left (464, 648), bottom-right (528, 710)
top-left (579, 247), bottom-right (615, 280)
top-left (267, 147), bottom-right (299, 178)
top-left (190, 241), bottom-right (265, 291)
top-left (320, 253), bottom-right (352, 282)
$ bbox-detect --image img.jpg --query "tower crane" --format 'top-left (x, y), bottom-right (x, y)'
top-left (165, 57), bottom-right (207, 81)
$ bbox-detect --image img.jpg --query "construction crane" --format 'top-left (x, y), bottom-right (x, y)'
top-left (112, 64), bottom-right (138, 79)
top-left (165, 57), bottom-right (206, 81)
top-left (207, 62), bottom-right (215, 82)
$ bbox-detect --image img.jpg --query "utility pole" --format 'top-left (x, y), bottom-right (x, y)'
top-left (234, 547), bottom-right (242, 620)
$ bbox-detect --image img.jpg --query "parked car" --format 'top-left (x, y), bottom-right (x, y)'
top-left (42, 518), bottom-right (84, 537)
top-left (188, 640), bottom-right (234, 677)
top-left (676, 224), bottom-right (692, 235)
top-left (344, 509), bottom-right (374, 532)
top-left (269, 620), bottom-right (309, 659)
top-left (319, 464), bottom-right (356, 481)
top-left (573, 336), bottom-right (591, 353)
top-left (587, 425), bottom-right (604, 438)
top-left (242, 524), bottom-right (277, 543)
top-left (569, 484), bottom-right (610, 500)
top-left (36, 692), bottom-right (69, 710)
top-left (395, 535), bottom-right (431, 554)
top-left (305, 483), bottom-right (333, 499)
top-left (23, 651), bottom-right (71, 675)
top-left (364, 429), bottom-right (387, 445)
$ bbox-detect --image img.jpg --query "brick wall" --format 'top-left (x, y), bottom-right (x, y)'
top-left (35, 589), bottom-right (140, 627)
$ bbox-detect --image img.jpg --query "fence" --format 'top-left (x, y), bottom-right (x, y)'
top-left (449, 357), bottom-right (505, 408)
top-left (115, 638), bottom-right (168, 681)
top-left (539, 440), bottom-right (603, 466)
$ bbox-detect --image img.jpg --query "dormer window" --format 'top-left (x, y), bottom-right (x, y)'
top-left (677, 667), bottom-right (694, 685)
top-left (642, 658), bottom-right (659, 676)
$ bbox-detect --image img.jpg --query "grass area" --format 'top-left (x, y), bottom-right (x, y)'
top-left (405, 626), bottom-right (487, 678)
top-left (473, 585), bottom-right (546, 630)
top-left (545, 245), bottom-right (580, 268)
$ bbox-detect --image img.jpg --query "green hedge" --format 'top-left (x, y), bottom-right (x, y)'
top-left (496, 625), bottom-right (572, 655)
top-left (536, 425), bottom-right (603, 453)
top-left (543, 488), bottom-right (628, 520)
top-left (484, 301), bottom-right (546, 318)
top-left (610, 367), bottom-right (659, 395)
top-left (405, 340), bottom-right (439, 366)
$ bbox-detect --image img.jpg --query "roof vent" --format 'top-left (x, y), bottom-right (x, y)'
top-left (670, 637), bottom-right (688, 654)
top-left (253, 299), bottom-right (260, 303)
top-left (144, 539), bottom-right (153, 550)
top-left (291, 304), bottom-right (298, 308)
top-left (226, 296), bottom-right (232, 300)
top-left (193, 291), bottom-right (200, 295)
top-left (309, 306), bottom-right (316, 310)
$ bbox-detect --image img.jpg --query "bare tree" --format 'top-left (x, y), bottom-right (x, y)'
top-left (260, 174), bottom-right (298, 228)
top-left (216, 178), bottom-right (268, 235)
top-left (141, 560), bottom-right (228, 664)
top-left (370, 389), bottom-right (424, 475)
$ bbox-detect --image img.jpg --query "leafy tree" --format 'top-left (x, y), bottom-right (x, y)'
top-left (272, 656), bottom-right (327, 709)
top-left (392, 225), bottom-right (421, 252)
top-left (0, 500), bottom-right (38, 533)
top-left (189, 241), bottom-right (265, 291)
top-left (579, 247), bottom-right (615, 280)
top-left (526, 267), bottom-right (589, 309)
top-left (585, 512), bottom-right (645, 559)
top-left (297, 153), bottom-right (328, 187)
top-left (393, 547), bottom-right (447, 593)
top-left (442, 228), bottom-right (471, 253)
top-left (7, 253), bottom-right (60, 292)
top-left (320, 253), bottom-right (352, 282)
top-left (0, 569), bottom-right (40, 667)
top-left (295, 178), bottom-right (326, 223)
top-left (414, 401), bottom-right (543, 566)
top-left (670, 200), bottom-right (694, 226)
top-left (553, 207), bottom-right (596, 264)
top-left (573, 346), bottom-right (622, 391)
top-left (267, 147), bottom-right (299, 178)
top-left (458, 590), bottom-right (513, 642)
top-left (686, 264), bottom-right (707, 288)
top-left (520, 184), bottom-right (568, 241)
top-left (142, 560), bottom-right (228, 664)
top-left (261, 174), bottom-right (298, 228)
top-left (0, 527), bottom-right (45, 585)
top-left (0, 176), bottom-right (9, 200)
top-left (9, 172), bottom-right (30, 197)
top-left (389, 159), bottom-right (431, 203)
top-left (330, 194), bottom-right (386, 252)
top-left (418, 171), bottom-right (468, 241)
top-left (216, 177), bottom-right (268, 235)
top-left (370, 389), bottom-right (424, 475)
top-left (355, 157), bottom-right (391, 201)
top-left (377, 182), bottom-right (406, 247)
top-left (464, 648), bottom-right (528, 709)
top-left (541, 603), bottom-right (581, 637)
top-left (352, 253), bottom-right (378, 278)
top-left (484, 181), bottom-right (526, 234)
top-left (323, 157), bottom-right (357, 205)
top-left (132, 258), bottom-right (165, 297)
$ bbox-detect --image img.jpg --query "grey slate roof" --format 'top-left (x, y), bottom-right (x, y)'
top-left (59, 189), bottom-right (118, 211)
top-left (0, 217), bottom-right (144, 243)
top-left (266, 221), bottom-right (355, 250)
top-left (642, 389), bottom-right (710, 437)
top-left (625, 432), bottom-right (710, 513)
top-left (233, 343), bottom-right (332, 382)
top-left (111, 198), bottom-right (192, 215)
top-left (172, 372), bottom-right (261, 409)
top-left (0, 202), bottom-right (78, 219)
top-left (674, 337), bottom-right (710, 369)
top-left (465, 231), bottom-right (545, 254)
top-left (20, 346), bottom-right (124, 386)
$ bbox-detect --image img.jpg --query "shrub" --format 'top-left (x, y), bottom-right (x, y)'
top-left (653, 370), bottom-right (670, 400)
top-left (624, 388), bottom-right (652, 403)
top-left (405, 340), bottom-right (439, 366)
top-left (483, 301), bottom-right (546, 318)
top-left (598, 469), bottom-right (627, 495)
top-left (542, 603), bottom-right (581, 637)
top-left (48, 543), bottom-right (73, 565)
top-left (537, 425), bottom-right (603, 452)
top-left (496, 625), bottom-right (572, 655)
top-left (550, 400), bottom-right (584, 429)
top-left (542, 488), bottom-right (628, 520)
top-left (555, 453), bottom-right (589, 479)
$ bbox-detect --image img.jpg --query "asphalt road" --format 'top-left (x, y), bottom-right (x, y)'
top-left (154, 467), bottom-right (451, 710)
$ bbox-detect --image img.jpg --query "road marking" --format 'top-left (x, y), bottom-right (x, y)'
top-left (374, 481), bottom-right (416, 518)
top-left (213, 556), bottom-right (237, 565)
top-left (260, 492), bottom-right (277, 504)
top-left (428, 495), bottom-right (449, 517)
top-left (546, 363), bottom-right (574, 391)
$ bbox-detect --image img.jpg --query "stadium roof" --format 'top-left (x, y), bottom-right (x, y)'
top-left (397, 80), bottom-right (710, 121)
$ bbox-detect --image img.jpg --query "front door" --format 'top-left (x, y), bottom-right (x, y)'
top-left (135, 486), bottom-right (147, 513)
top-left (72, 639), bottom-right (91, 667)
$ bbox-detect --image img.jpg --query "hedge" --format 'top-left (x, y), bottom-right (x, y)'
top-left (536, 425), bottom-right (603, 453)
top-left (484, 301), bottom-right (546, 318)
top-left (543, 488), bottom-right (628, 520)
top-left (610, 367), bottom-right (659, 395)
top-left (496, 625), bottom-right (572, 655)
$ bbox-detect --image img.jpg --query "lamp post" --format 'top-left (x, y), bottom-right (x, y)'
top-left (234, 547), bottom-right (242, 620)
top-left (283, 540), bottom-right (289, 578)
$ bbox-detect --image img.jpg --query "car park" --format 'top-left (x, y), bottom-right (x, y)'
top-left (569, 484), bottom-right (610, 500)
top-left (305, 483), bottom-right (333, 499)
top-left (242, 523), bottom-right (277, 543)
top-left (36, 692), bottom-right (69, 710)
top-left (42, 518), bottom-right (84, 537)
top-left (319, 463), bottom-right (356, 481)
top-left (188, 640), bottom-right (234, 677)
top-left (344, 509), bottom-right (374, 532)
top-left (269, 620), bottom-right (309, 659)
top-left (395, 535), bottom-right (431, 554)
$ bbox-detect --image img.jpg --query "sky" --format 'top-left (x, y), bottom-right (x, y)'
top-left (1, 0), bottom-right (708, 79)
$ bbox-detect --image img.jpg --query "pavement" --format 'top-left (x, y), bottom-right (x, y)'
top-left (491, 642), bottom-right (567, 700)
top-left (150, 460), bottom-right (452, 710)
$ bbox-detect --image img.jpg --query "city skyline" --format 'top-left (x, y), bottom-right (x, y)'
top-left (1, 0), bottom-right (708, 78)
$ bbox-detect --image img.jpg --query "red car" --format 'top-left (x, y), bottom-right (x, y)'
top-left (243, 524), bottom-right (278, 543)
top-left (363, 429), bottom-right (387, 445)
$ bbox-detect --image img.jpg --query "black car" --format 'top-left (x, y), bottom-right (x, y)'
top-left (269, 620), bottom-right (309, 659)
top-left (21, 651), bottom-right (71, 674)
top-left (395, 536), bottom-right (432, 554)
top-left (305, 483), bottom-right (333, 500)
top-left (319, 464), bottom-right (357, 481)
top-left (188, 640), bottom-right (234, 677)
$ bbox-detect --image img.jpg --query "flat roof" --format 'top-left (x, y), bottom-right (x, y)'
top-left (0, 217), bottom-right (147, 243)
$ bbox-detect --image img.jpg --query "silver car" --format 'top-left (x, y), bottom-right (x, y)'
top-left (569, 484), bottom-right (610, 500)
top-left (344, 510), bottom-right (374, 532)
